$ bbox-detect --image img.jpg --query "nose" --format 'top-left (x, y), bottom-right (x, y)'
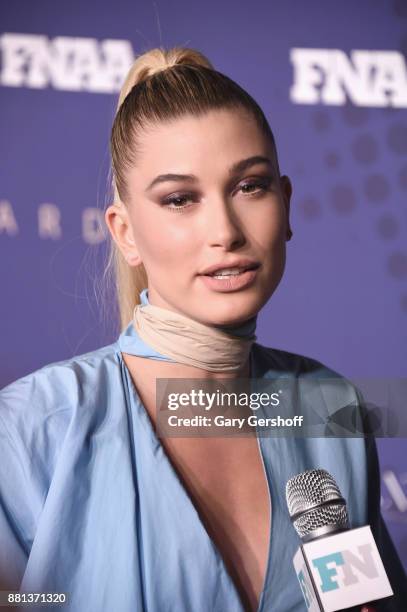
top-left (206, 197), bottom-right (246, 250)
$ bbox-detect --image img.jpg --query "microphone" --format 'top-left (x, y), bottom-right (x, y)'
top-left (286, 469), bottom-right (393, 611)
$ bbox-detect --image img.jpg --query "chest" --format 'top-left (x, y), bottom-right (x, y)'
top-left (160, 432), bottom-right (272, 612)
top-left (123, 354), bottom-right (272, 611)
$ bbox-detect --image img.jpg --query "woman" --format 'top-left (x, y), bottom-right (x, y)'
top-left (0, 47), bottom-right (405, 612)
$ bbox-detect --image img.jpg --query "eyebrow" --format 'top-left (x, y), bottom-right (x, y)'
top-left (145, 155), bottom-right (273, 192)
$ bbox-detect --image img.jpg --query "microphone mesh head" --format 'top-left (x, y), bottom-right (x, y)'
top-left (286, 468), bottom-right (349, 539)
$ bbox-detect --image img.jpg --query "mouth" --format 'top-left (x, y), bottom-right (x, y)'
top-left (199, 264), bottom-right (261, 292)
top-left (201, 263), bottom-right (260, 278)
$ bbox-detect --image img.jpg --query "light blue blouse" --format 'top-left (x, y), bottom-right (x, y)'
top-left (0, 312), bottom-right (406, 611)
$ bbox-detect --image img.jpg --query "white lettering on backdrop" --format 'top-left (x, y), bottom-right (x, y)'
top-left (1, 35), bottom-right (406, 107)
top-left (38, 203), bottom-right (62, 239)
top-left (290, 48), bottom-right (407, 107)
top-left (0, 33), bottom-right (133, 92)
top-left (0, 200), bottom-right (19, 235)
top-left (0, 200), bottom-right (107, 245)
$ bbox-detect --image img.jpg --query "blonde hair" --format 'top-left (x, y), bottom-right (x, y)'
top-left (107, 46), bottom-right (279, 330)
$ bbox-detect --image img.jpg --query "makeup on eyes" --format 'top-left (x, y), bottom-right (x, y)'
top-left (157, 174), bottom-right (275, 212)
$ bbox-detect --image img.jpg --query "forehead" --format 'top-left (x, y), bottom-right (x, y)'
top-left (129, 108), bottom-right (275, 183)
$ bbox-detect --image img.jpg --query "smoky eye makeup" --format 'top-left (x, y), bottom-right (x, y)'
top-left (156, 174), bottom-right (277, 212)
top-left (235, 174), bottom-right (275, 194)
top-left (160, 191), bottom-right (200, 209)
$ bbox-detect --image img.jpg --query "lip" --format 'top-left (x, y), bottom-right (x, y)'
top-left (199, 266), bottom-right (260, 292)
top-left (199, 259), bottom-right (260, 276)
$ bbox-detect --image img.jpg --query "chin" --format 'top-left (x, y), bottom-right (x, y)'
top-left (197, 297), bottom-right (261, 327)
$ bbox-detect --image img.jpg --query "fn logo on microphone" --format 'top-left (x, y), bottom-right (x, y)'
top-left (312, 543), bottom-right (379, 592)
top-left (293, 526), bottom-right (393, 611)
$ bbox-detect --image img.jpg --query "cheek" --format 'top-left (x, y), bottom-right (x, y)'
top-left (131, 210), bottom-right (196, 266)
top-left (245, 202), bottom-right (286, 252)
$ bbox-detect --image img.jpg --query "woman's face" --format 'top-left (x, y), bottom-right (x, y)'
top-left (106, 107), bottom-right (292, 326)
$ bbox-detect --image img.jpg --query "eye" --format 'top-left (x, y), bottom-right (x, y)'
top-left (159, 176), bottom-right (273, 212)
top-left (238, 177), bottom-right (273, 197)
top-left (160, 192), bottom-right (198, 212)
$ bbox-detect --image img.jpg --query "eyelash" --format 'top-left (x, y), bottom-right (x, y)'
top-left (160, 177), bottom-right (273, 212)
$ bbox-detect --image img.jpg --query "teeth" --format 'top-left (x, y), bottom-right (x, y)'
top-left (212, 268), bottom-right (245, 278)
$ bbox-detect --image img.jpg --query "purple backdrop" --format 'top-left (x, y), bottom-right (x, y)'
top-left (1, 0), bottom-right (406, 568)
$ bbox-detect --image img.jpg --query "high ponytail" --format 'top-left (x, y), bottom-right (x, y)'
top-left (107, 46), bottom-right (279, 330)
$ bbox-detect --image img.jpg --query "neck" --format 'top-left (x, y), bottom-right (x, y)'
top-left (162, 351), bottom-right (251, 379)
top-left (131, 288), bottom-right (257, 375)
top-left (123, 352), bottom-right (251, 382)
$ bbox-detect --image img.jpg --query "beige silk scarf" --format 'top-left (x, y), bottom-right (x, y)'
top-left (133, 299), bottom-right (257, 372)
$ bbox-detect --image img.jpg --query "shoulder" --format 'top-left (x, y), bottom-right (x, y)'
top-left (0, 341), bottom-right (121, 455)
top-left (0, 343), bottom-right (115, 558)
top-left (0, 342), bottom-right (124, 538)
top-left (252, 341), bottom-right (343, 379)
top-left (252, 342), bottom-right (364, 424)
top-left (1, 341), bottom-right (120, 394)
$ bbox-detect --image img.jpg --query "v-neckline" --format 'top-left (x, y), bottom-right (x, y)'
top-left (119, 347), bottom-right (275, 612)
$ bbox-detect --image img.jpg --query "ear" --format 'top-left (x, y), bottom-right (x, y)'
top-left (104, 203), bottom-right (142, 266)
top-left (280, 175), bottom-right (293, 241)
